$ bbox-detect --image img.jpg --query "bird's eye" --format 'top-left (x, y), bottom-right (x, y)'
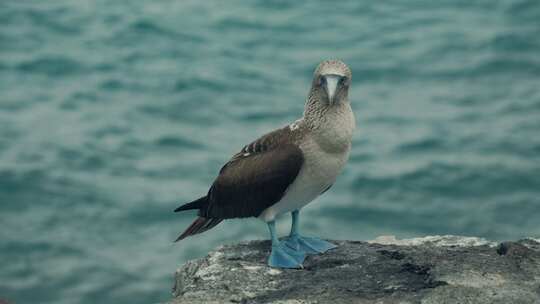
top-left (318, 76), bottom-right (326, 87)
top-left (339, 77), bottom-right (347, 86)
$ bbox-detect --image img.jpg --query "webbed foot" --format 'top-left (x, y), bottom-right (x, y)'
top-left (282, 234), bottom-right (337, 254)
top-left (268, 242), bottom-right (306, 268)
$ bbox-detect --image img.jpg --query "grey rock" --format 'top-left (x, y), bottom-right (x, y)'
top-left (170, 235), bottom-right (540, 304)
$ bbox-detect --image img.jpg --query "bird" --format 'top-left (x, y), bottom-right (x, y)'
top-left (174, 59), bottom-right (355, 268)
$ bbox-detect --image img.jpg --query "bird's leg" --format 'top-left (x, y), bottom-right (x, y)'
top-left (282, 210), bottom-right (337, 254)
top-left (266, 220), bottom-right (305, 268)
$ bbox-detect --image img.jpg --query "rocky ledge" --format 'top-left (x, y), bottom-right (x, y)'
top-left (171, 235), bottom-right (540, 304)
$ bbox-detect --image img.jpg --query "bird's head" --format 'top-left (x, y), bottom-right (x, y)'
top-left (311, 59), bottom-right (352, 106)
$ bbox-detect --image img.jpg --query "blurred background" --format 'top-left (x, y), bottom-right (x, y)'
top-left (1, 0), bottom-right (539, 303)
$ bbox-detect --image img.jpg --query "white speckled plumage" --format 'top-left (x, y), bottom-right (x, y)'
top-left (259, 60), bottom-right (355, 222)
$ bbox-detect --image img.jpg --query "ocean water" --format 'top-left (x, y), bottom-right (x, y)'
top-left (1, 0), bottom-right (540, 303)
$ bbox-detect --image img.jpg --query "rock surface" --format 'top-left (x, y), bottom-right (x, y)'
top-left (171, 235), bottom-right (540, 304)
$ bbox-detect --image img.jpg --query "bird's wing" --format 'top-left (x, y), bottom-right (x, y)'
top-left (201, 127), bottom-right (304, 219)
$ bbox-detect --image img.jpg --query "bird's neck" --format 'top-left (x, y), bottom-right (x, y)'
top-left (303, 92), bottom-right (328, 126)
top-left (302, 97), bottom-right (355, 153)
top-left (303, 93), bottom-right (351, 128)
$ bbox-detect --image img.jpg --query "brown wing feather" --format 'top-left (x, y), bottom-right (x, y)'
top-left (175, 217), bottom-right (223, 242)
top-left (174, 126), bottom-right (303, 241)
top-left (201, 127), bottom-right (304, 219)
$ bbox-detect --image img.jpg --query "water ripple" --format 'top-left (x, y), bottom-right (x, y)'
top-left (14, 56), bottom-right (85, 75)
top-left (2, 1), bottom-right (540, 304)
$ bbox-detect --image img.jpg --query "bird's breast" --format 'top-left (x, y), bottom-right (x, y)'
top-left (257, 137), bottom-right (350, 222)
top-left (312, 104), bottom-right (355, 154)
top-left (298, 136), bottom-right (350, 190)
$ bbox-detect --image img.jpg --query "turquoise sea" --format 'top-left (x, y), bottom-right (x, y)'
top-left (1, 1), bottom-right (540, 303)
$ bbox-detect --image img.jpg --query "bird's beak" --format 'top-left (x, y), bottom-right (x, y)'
top-left (324, 75), bottom-right (341, 105)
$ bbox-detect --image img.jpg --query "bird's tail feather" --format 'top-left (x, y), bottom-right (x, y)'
top-left (174, 196), bottom-right (207, 212)
top-left (175, 217), bottom-right (222, 242)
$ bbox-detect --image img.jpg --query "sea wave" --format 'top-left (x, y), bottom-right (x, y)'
top-left (2, 1), bottom-right (540, 304)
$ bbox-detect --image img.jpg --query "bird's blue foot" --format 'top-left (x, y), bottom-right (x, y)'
top-left (268, 242), bottom-right (306, 268)
top-left (282, 234), bottom-right (337, 254)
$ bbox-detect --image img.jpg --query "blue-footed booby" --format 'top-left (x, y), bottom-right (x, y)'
top-left (174, 60), bottom-right (355, 268)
